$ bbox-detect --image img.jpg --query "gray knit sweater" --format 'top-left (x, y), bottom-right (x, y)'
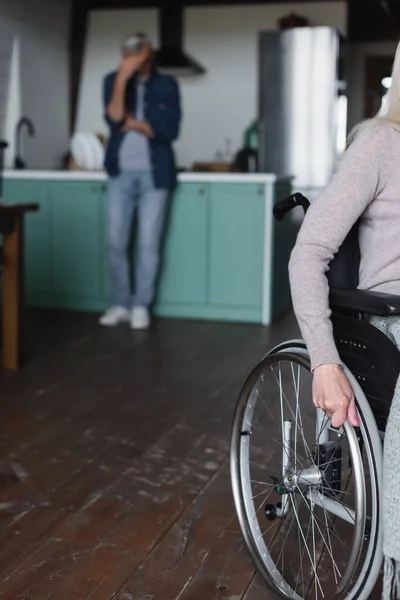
top-left (289, 122), bottom-right (400, 371)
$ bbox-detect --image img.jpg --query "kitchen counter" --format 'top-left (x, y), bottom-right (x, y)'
top-left (4, 170), bottom-right (289, 184)
top-left (3, 172), bottom-right (295, 325)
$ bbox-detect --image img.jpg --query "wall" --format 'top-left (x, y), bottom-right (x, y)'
top-left (75, 3), bottom-right (347, 169)
top-left (4, 36), bottom-right (22, 166)
top-left (0, 0), bottom-right (71, 169)
top-left (346, 41), bottom-right (398, 132)
top-left (178, 3), bottom-right (347, 169)
top-left (0, 14), bottom-right (13, 139)
top-left (75, 9), bottom-right (159, 136)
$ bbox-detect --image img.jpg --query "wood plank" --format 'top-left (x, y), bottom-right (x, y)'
top-left (0, 437), bottom-right (133, 580)
top-left (0, 319), bottom-right (189, 468)
top-left (174, 525), bottom-right (255, 599)
top-left (2, 216), bottom-right (22, 370)
top-left (0, 310), bottom-right (302, 598)
top-left (114, 462), bottom-right (234, 599)
top-left (0, 314), bottom-right (255, 494)
top-left (0, 425), bottom-right (227, 598)
top-left (0, 407), bottom-right (179, 579)
top-left (243, 574), bottom-right (277, 600)
top-left (49, 430), bottom-right (229, 600)
top-left (0, 327), bottom-right (195, 575)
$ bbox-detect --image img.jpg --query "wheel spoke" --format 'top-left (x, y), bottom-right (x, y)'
top-left (234, 354), bottom-right (378, 600)
top-left (272, 367), bottom-right (315, 468)
top-left (296, 485), bottom-right (342, 581)
top-left (289, 494), bottom-right (324, 596)
top-left (275, 512), bottom-right (296, 573)
top-left (291, 362), bottom-right (301, 472)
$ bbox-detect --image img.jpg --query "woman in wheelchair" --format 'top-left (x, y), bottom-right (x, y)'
top-left (231, 44), bottom-right (400, 600)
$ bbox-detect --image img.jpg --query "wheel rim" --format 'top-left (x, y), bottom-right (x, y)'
top-left (271, 347), bottom-right (382, 600)
top-left (233, 353), bottom-right (368, 600)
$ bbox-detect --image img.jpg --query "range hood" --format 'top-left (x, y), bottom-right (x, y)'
top-left (155, 4), bottom-right (206, 76)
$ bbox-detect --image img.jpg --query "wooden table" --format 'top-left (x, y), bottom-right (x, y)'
top-left (0, 203), bottom-right (39, 371)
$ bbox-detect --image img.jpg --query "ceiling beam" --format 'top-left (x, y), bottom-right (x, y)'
top-left (85, 0), bottom-right (343, 8)
top-left (82, 0), bottom-right (400, 41)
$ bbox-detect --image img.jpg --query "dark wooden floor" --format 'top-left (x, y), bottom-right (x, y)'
top-left (0, 309), bottom-right (299, 600)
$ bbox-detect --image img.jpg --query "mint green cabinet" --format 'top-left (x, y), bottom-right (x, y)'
top-left (2, 176), bottom-right (293, 324)
top-left (50, 181), bottom-right (106, 302)
top-left (157, 183), bottom-right (208, 305)
top-left (3, 179), bottom-right (52, 299)
top-left (155, 181), bottom-right (267, 323)
top-left (208, 183), bottom-right (264, 309)
top-left (3, 178), bottom-right (108, 311)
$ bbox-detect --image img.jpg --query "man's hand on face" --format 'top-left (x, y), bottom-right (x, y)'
top-left (118, 45), bottom-right (151, 81)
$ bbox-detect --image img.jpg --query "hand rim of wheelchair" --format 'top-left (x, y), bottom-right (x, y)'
top-left (230, 344), bottom-right (383, 600)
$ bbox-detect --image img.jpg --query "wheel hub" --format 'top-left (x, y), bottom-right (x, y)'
top-left (284, 467), bottom-right (323, 491)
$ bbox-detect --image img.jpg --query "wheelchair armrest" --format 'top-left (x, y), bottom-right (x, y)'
top-left (330, 288), bottom-right (400, 316)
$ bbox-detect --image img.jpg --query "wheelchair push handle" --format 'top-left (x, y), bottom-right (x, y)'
top-left (273, 192), bottom-right (310, 221)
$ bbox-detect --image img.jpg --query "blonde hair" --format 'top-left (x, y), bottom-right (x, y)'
top-left (377, 41), bottom-right (400, 125)
top-left (350, 41), bottom-right (400, 142)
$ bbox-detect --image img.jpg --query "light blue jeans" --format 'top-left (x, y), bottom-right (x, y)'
top-left (107, 171), bottom-right (169, 308)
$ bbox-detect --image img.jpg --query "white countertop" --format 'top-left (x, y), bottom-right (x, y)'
top-left (3, 170), bottom-right (291, 184)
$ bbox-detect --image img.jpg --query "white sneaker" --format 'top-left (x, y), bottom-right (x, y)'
top-left (99, 306), bottom-right (130, 326)
top-left (131, 306), bottom-right (150, 330)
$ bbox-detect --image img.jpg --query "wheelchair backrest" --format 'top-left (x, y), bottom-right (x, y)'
top-left (328, 221), bottom-right (398, 429)
top-left (327, 222), bottom-right (360, 290)
top-left (277, 192), bottom-right (361, 290)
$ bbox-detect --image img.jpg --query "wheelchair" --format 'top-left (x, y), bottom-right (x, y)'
top-left (230, 193), bottom-right (400, 600)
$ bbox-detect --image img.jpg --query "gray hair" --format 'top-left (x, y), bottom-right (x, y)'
top-left (122, 32), bottom-right (150, 55)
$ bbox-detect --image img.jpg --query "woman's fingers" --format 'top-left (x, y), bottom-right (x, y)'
top-left (347, 398), bottom-right (359, 427)
top-left (315, 402), bottom-right (358, 429)
top-left (312, 364), bottom-right (360, 429)
top-left (331, 406), bottom-right (348, 428)
top-left (314, 396), bottom-right (358, 428)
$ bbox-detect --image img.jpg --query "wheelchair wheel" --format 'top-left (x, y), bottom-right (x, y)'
top-left (231, 349), bottom-right (382, 600)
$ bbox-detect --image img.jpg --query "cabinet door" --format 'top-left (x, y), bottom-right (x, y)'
top-left (51, 181), bottom-right (105, 299)
top-left (156, 183), bottom-right (208, 305)
top-left (3, 179), bottom-right (52, 297)
top-left (98, 182), bottom-right (109, 302)
top-left (209, 183), bottom-right (265, 308)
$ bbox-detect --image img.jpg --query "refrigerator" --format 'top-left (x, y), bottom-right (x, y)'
top-left (257, 27), bottom-right (344, 202)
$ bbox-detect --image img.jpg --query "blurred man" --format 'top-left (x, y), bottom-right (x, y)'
top-left (100, 33), bottom-right (181, 329)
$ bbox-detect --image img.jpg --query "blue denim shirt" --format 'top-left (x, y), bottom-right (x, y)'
top-left (103, 70), bottom-right (181, 190)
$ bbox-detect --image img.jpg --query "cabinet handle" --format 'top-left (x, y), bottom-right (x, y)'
top-left (199, 186), bottom-right (205, 196)
top-left (258, 184), bottom-right (264, 196)
top-left (101, 183), bottom-right (107, 193)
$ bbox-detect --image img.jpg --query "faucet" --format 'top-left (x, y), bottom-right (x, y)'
top-left (14, 117), bottom-right (35, 169)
